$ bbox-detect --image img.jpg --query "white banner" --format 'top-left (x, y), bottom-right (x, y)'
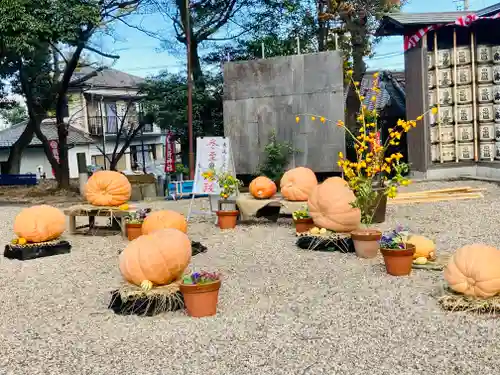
top-left (192, 137), bottom-right (234, 195)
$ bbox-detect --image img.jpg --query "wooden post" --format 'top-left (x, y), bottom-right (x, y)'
top-left (77, 153), bottom-right (88, 196)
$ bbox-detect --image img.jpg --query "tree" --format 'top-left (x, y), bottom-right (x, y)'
top-left (0, 0), bottom-right (142, 188)
top-left (141, 71), bottom-right (223, 165)
top-left (0, 102), bottom-right (27, 126)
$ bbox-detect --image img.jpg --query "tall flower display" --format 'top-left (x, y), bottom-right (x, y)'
top-left (296, 71), bottom-right (437, 225)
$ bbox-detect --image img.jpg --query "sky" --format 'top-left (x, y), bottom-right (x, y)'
top-left (101, 0), bottom-right (500, 79)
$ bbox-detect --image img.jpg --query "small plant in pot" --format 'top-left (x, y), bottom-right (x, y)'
top-left (379, 225), bottom-right (416, 276)
top-left (180, 271), bottom-right (221, 318)
top-left (292, 206), bottom-right (314, 233)
top-left (202, 168), bottom-right (243, 230)
top-left (125, 208), bottom-right (150, 241)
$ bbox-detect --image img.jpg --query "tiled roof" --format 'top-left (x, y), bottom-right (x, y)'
top-left (0, 120), bottom-right (94, 148)
top-left (344, 70), bottom-right (405, 112)
top-left (70, 67), bottom-right (145, 89)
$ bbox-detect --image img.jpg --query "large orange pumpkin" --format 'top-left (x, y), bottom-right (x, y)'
top-left (85, 170), bottom-right (132, 206)
top-left (14, 205), bottom-right (66, 243)
top-left (249, 176), bottom-right (277, 199)
top-left (119, 228), bottom-right (192, 286)
top-left (307, 177), bottom-right (361, 232)
top-left (142, 210), bottom-right (188, 235)
top-left (444, 244), bottom-right (500, 298)
top-left (280, 167), bottom-right (318, 201)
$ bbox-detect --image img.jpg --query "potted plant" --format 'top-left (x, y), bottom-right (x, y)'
top-left (202, 168), bottom-right (243, 229)
top-left (125, 208), bottom-right (150, 241)
top-left (175, 163), bottom-right (189, 181)
top-left (180, 271), bottom-right (221, 318)
top-left (292, 206), bottom-right (314, 233)
top-left (379, 225), bottom-right (416, 276)
top-left (257, 130), bottom-right (295, 186)
top-left (295, 71), bottom-right (435, 258)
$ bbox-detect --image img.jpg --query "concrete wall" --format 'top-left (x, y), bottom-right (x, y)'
top-left (0, 145), bottom-right (91, 178)
top-left (223, 51), bottom-right (345, 174)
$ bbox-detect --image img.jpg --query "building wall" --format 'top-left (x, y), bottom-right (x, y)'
top-left (0, 145), bottom-right (91, 178)
top-left (67, 92), bottom-right (87, 132)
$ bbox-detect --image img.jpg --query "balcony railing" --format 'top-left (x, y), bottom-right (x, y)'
top-left (88, 116), bottom-right (155, 136)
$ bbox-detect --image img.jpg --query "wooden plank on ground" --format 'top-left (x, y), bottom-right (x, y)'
top-left (388, 193), bottom-right (483, 205)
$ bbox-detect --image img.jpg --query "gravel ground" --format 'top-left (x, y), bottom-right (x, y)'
top-left (1, 179), bottom-right (500, 375)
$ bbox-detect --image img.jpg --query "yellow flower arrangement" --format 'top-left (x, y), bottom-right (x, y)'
top-left (202, 168), bottom-right (243, 199)
top-left (296, 71), bottom-right (436, 224)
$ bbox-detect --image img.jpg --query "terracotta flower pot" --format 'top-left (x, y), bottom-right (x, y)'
top-left (294, 218), bottom-right (315, 233)
top-left (351, 229), bottom-right (382, 258)
top-left (126, 223), bottom-right (142, 241)
top-left (380, 244), bottom-right (416, 276)
top-left (216, 210), bottom-right (239, 229)
top-left (179, 280), bottom-right (221, 318)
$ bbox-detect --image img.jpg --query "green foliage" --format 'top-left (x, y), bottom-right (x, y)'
top-left (0, 102), bottom-right (28, 125)
top-left (175, 163), bottom-right (189, 175)
top-left (258, 130), bottom-right (294, 181)
top-left (141, 71), bottom-right (223, 147)
top-left (292, 206), bottom-right (310, 220)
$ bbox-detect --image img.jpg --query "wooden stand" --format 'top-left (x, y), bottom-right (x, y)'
top-left (64, 205), bottom-right (137, 238)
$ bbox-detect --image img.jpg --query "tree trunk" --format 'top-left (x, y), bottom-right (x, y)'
top-left (5, 122), bottom-right (34, 174)
top-left (56, 117), bottom-right (71, 189)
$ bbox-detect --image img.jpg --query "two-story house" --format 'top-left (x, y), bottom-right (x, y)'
top-left (0, 68), bottom-right (166, 178)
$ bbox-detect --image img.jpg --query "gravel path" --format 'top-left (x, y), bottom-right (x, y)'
top-left (1, 179), bottom-right (499, 375)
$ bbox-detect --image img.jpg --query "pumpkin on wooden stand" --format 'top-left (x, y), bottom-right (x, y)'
top-left (249, 176), bottom-right (277, 199)
top-left (280, 167), bottom-right (318, 201)
top-left (119, 228), bottom-right (192, 286)
top-left (14, 205), bottom-right (66, 243)
top-left (444, 244), bottom-right (500, 298)
top-left (85, 170), bottom-right (132, 206)
top-left (142, 210), bottom-right (188, 235)
top-left (307, 177), bottom-right (361, 232)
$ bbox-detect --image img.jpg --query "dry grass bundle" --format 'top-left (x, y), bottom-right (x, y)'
top-left (109, 280), bottom-right (184, 316)
top-left (436, 285), bottom-right (500, 315)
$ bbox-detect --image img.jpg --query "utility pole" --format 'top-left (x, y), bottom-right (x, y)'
top-left (186, 0), bottom-right (195, 180)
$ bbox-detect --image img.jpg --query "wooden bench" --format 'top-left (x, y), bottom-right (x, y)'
top-left (64, 204), bottom-right (136, 238)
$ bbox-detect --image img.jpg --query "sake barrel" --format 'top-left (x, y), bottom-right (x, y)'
top-left (477, 84), bottom-right (493, 103)
top-left (493, 65), bottom-right (500, 84)
top-left (495, 142), bottom-right (500, 159)
top-left (478, 103), bottom-right (494, 122)
top-left (457, 65), bottom-right (472, 85)
top-left (438, 68), bottom-right (453, 87)
top-left (457, 104), bottom-right (474, 123)
top-left (492, 45), bottom-right (500, 64)
top-left (480, 141), bottom-right (495, 160)
top-left (438, 86), bottom-right (454, 106)
top-left (440, 143), bottom-right (456, 162)
top-left (429, 126), bottom-right (439, 143)
top-left (477, 65), bottom-right (493, 84)
top-left (495, 123), bottom-right (500, 140)
top-left (440, 125), bottom-right (455, 143)
top-left (439, 106), bottom-right (454, 124)
top-left (428, 70), bottom-right (436, 88)
top-left (456, 85), bottom-right (473, 104)
top-left (458, 142), bottom-right (474, 160)
top-left (455, 46), bottom-right (472, 66)
top-left (477, 45), bottom-right (492, 64)
top-left (427, 52), bottom-right (435, 69)
top-left (428, 89), bottom-right (437, 108)
top-left (457, 123), bottom-right (474, 142)
top-left (437, 49), bottom-right (452, 68)
top-left (494, 104), bottom-right (500, 122)
top-left (479, 122), bottom-right (495, 141)
top-left (431, 144), bottom-right (439, 162)
top-left (493, 86), bottom-right (500, 103)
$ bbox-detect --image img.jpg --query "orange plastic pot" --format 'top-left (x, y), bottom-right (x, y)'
top-left (126, 223), bottom-right (142, 241)
top-left (179, 280), bottom-right (221, 318)
top-left (294, 218), bottom-right (314, 233)
top-left (380, 244), bottom-right (416, 276)
top-left (216, 210), bottom-right (238, 229)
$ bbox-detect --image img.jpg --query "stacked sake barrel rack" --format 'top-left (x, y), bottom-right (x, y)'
top-left (428, 36), bottom-right (500, 164)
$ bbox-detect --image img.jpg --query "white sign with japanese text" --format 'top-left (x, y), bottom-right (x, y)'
top-left (192, 137), bottom-right (234, 195)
